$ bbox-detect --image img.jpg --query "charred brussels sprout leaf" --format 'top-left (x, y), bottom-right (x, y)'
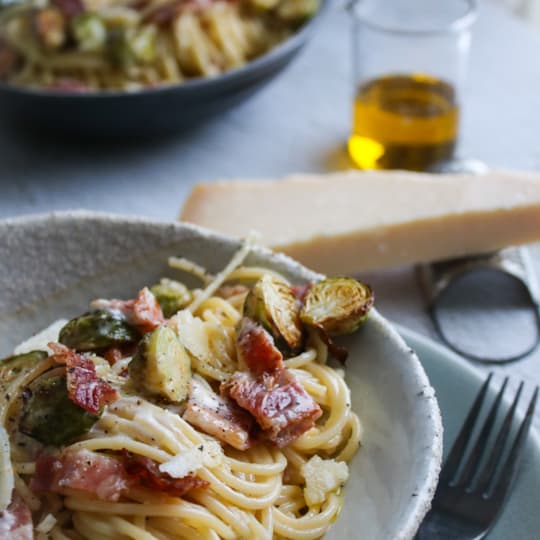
top-left (59, 310), bottom-right (139, 352)
top-left (0, 351), bottom-right (48, 382)
top-left (20, 375), bottom-right (100, 446)
top-left (129, 326), bottom-right (191, 402)
top-left (244, 275), bottom-right (303, 351)
top-left (150, 279), bottom-right (192, 318)
top-left (300, 277), bottom-right (374, 336)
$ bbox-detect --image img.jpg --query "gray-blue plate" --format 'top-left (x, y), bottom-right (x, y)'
top-left (399, 325), bottom-right (540, 540)
top-left (0, 1), bottom-right (327, 137)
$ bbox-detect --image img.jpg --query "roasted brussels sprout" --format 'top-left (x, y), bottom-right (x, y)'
top-left (300, 277), bottom-right (374, 336)
top-left (129, 25), bottom-right (157, 63)
top-left (129, 326), bottom-right (191, 402)
top-left (71, 13), bottom-right (107, 52)
top-left (244, 275), bottom-right (303, 351)
top-left (59, 310), bottom-right (139, 352)
top-left (150, 279), bottom-right (192, 318)
top-left (108, 25), bottom-right (156, 69)
top-left (20, 375), bottom-right (100, 446)
top-left (0, 351), bottom-right (48, 382)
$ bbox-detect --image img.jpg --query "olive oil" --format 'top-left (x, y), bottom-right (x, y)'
top-left (348, 74), bottom-right (459, 171)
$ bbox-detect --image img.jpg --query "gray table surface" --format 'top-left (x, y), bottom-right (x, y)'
top-left (0, 0), bottom-right (539, 427)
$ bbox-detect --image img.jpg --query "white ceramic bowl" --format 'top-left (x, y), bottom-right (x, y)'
top-left (0, 211), bottom-right (442, 540)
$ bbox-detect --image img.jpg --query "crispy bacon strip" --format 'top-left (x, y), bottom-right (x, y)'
top-left (52, 0), bottom-right (84, 17)
top-left (222, 369), bottom-right (322, 448)
top-left (183, 379), bottom-right (254, 451)
top-left (0, 40), bottom-right (18, 80)
top-left (0, 493), bottom-right (32, 540)
top-left (31, 449), bottom-right (129, 502)
top-left (49, 343), bottom-right (119, 414)
top-left (236, 318), bottom-right (284, 375)
top-left (91, 287), bottom-right (164, 333)
top-left (121, 450), bottom-right (209, 497)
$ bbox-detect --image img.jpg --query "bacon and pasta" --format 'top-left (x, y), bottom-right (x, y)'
top-left (0, 241), bottom-right (371, 540)
top-left (0, 0), bottom-right (319, 91)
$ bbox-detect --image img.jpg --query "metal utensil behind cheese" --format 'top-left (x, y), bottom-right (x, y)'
top-left (180, 169), bottom-right (540, 275)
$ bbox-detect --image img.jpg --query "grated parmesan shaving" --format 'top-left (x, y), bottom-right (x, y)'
top-left (13, 319), bottom-right (68, 355)
top-left (187, 232), bottom-right (260, 313)
top-left (35, 513), bottom-right (57, 534)
top-left (0, 427), bottom-right (14, 512)
top-left (159, 441), bottom-right (222, 478)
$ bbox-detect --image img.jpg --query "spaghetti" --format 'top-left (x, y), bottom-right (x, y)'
top-left (0, 245), bottom-right (366, 540)
top-left (0, 0), bottom-right (319, 91)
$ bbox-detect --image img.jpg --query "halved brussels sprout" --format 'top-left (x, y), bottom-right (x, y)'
top-left (20, 375), bottom-right (100, 446)
top-left (150, 278), bottom-right (192, 318)
top-left (59, 310), bottom-right (139, 352)
top-left (244, 275), bottom-right (302, 351)
top-left (71, 13), bottom-right (107, 52)
top-left (129, 25), bottom-right (157, 63)
top-left (0, 351), bottom-right (48, 382)
top-left (129, 326), bottom-right (191, 402)
top-left (300, 277), bottom-right (374, 336)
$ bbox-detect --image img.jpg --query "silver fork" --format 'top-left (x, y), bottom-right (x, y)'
top-left (415, 373), bottom-right (538, 540)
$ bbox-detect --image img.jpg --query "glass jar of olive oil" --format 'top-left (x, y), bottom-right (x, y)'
top-left (348, 0), bottom-right (477, 172)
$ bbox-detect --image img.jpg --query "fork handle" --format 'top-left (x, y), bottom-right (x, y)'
top-left (415, 517), bottom-right (485, 540)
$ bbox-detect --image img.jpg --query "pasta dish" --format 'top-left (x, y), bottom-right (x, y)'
top-left (0, 0), bottom-right (319, 91)
top-left (0, 241), bottom-right (374, 539)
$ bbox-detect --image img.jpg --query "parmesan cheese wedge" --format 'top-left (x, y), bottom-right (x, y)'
top-left (180, 170), bottom-right (540, 275)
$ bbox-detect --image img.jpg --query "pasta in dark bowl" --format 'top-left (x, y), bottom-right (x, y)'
top-left (0, 0), bottom-right (327, 135)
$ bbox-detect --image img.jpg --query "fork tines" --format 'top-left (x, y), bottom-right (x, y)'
top-left (442, 373), bottom-right (538, 497)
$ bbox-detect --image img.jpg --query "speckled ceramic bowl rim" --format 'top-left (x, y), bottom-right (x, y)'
top-left (0, 210), bottom-right (443, 539)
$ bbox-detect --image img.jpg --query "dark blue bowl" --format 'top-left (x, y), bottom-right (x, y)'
top-left (0, 2), bottom-right (327, 137)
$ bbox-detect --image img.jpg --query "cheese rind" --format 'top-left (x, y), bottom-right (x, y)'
top-left (180, 170), bottom-right (540, 274)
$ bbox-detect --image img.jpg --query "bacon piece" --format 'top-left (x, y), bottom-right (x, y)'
top-left (91, 287), bottom-right (164, 334)
top-left (236, 318), bottom-right (283, 375)
top-left (52, 0), bottom-right (84, 17)
top-left (121, 450), bottom-right (208, 497)
top-left (143, 0), bottom-right (214, 25)
top-left (34, 8), bottom-right (66, 49)
top-left (215, 284), bottom-right (249, 300)
top-left (0, 40), bottom-right (18, 80)
top-left (103, 343), bottom-right (137, 366)
top-left (222, 369), bottom-right (322, 448)
top-left (143, 0), bottom-right (185, 25)
top-left (103, 347), bottom-right (124, 365)
top-left (0, 493), bottom-right (33, 540)
top-left (292, 284), bottom-right (311, 303)
top-left (49, 78), bottom-right (88, 93)
top-left (132, 288), bottom-right (165, 333)
top-left (31, 449), bottom-right (129, 501)
top-left (183, 378), bottom-right (254, 451)
top-left (49, 343), bottom-right (118, 414)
